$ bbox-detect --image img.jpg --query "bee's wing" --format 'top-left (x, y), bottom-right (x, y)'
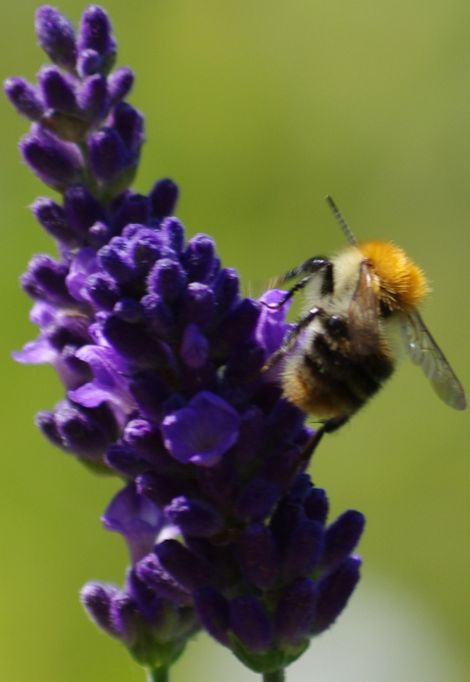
top-left (401, 309), bottom-right (467, 410)
top-left (348, 260), bottom-right (381, 356)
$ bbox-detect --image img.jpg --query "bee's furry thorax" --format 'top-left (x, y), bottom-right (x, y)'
top-left (357, 240), bottom-right (429, 311)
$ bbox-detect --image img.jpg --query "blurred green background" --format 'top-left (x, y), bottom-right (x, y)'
top-left (1, 1), bottom-right (469, 680)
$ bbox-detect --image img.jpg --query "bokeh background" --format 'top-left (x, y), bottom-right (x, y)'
top-left (1, 1), bottom-right (469, 681)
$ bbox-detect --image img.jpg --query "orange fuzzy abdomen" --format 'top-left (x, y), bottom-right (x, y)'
top-left (358, 240), bottom-right (429, 310)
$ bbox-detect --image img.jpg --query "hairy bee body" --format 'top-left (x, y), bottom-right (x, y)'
top-left (283, 244), bottom-right (396, 420)
top-left (267, 230), bottom-right (466, 429)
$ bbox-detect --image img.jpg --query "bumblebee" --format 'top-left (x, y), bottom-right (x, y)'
top-left (264, 196), bottom-right (466, 431)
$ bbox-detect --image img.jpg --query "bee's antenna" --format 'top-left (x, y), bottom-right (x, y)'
top-left (325, 195), bottom-right (357, 245)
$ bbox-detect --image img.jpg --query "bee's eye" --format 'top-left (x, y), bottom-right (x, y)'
top-left (326, 315), bottom-right (348, 338)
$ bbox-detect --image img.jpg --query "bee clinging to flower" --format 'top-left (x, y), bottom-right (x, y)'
top-left (264, 196), bottom-right (466, 431)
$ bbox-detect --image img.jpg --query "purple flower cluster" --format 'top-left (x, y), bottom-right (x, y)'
top-left (6, 5), bottom-right (365, 677)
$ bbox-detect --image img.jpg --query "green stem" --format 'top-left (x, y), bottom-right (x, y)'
top-left (146, 667), bottom-right (169, 682)
top-left (263, 671), bottom-right (285, 682)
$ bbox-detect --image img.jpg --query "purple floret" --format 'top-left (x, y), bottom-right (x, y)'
top-left (162, 392), bottom-right (241, 466)
top-left (102, 483), bottom-right (173, 563)
top-left (35, 6), bottom-right (77, 70)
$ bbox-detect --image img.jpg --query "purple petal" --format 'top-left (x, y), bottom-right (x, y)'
top-left (78, 74), bottom-right (109, 122)
top-left (38, 66), bottom-right (77, 114)
top-left (147, 257), bottom-right (186, 302)
top-left (73, 345), bottom-right (125, 387)
top-left (78, 6), bottom-right (115, 57)
top-left (194, 587), bottom-right (229, 645)
top-left (180, 324), bottom-right (209, 369)
top-left (214, 268), bottom-right (239, 312)
top-left (312, 557), bottom-right (362, 634)
top-left (103, 484), bottom-right (166, 563)
top-left (184, 234), bottom-right (217, 283)
top-left (65, 247), bottom-right (99, 303)
top-left (136, 553), bottom-right (191, 605)
top-left (111, 103), bottom-right (144, 156)
top-left (29, 301), bottom-right (55, 327)
top-left (161, 391), bottom-right (240, 466)
top-left (63, 185), bottom-right (105, 234)
top-left (229, 595), bottom-right (273, 653)
top-left (13, 336), bottom-right (56, 364)
top-left (155, 539), bottom-right (212, 590)
top-left (236, 523), bottom-right (279, 590)
top-left (35, 6), bottom-right (77, 70)
top-left (81, 582), bottom-right (120, 637)
top-left (275, 577), bottom-right (319, 646)
top-left (321, 510), bottom-right (366, 574)
top-left (88, 128), bottom-right (128, 182)
top-left (149, 178), bottom-right (179, 219)
top-left (32, 196), bottom-right (80, 245)
top-left (20, 125), bottom-right (83, 191)
top-left (164, 496), bottom-right (223, 537)
top-left (108, 67), bottom-right (134, 103)
top-left (69, 344), bottom-right (136, 414)
top-left (77, 49), bottom-right (102, 78)
top-left (4, 77), bottom-right (44, 121)
top-left (256, 289), bottom-right (291, 356)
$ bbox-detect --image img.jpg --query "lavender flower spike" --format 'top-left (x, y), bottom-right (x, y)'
top-left (7, 5), bottom-right (366, 680)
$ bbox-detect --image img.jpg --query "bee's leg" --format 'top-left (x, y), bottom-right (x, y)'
top-left (290, 414), bottom-right (350, 477)
top-left (322, 414), bottom-right (350, 432)
top-left (262, 306), bottom-right (323, 371)
top-left (280, 257), bottom-right (331, 283)
top-left (264, 258), bottom-right (331, 309)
